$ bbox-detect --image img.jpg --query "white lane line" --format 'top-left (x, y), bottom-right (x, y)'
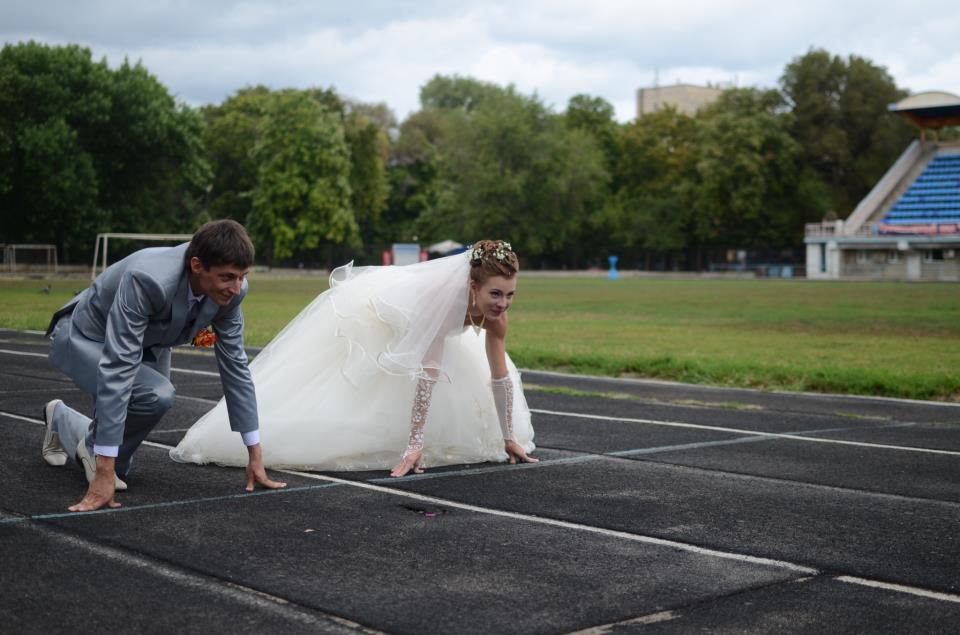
top-left (522, 369), bottom-right (960, 409)
top-left (8, 410), bottom-right (958, 511)
top-left (9, 343), bottom-right (951, 456)
top-left (5, 340), bottom-right (959, 410)
top-left (533, 408), bottom-right (960, 457)
top-left (0, 408), bottom-right (817, 575)
top-left (1, 482), bottom-right (344, 525)
top-left (275, 468), bottom-right (818, 575)
top-left (221, 469), bottom-right (960, 606)
top-left (836, 575), bottom-right (960, 604)
top-left (7, 410), bottom-right (960, 606)
top-left (0, 348), bottom-right (222, 377)
top-left (367, 454), bottom-right (601, 483)
top-left (0, 348), bottom-right (47, 359)
top-left (567, 609), bottom-right (678, 633)
top-left (607, 421), bottom-right (917, 457)
top-left (14, 523), bottom-right (379, 633)
top-left (171, 367), bottom-right (219, 377)
top-left (0, 410), bottom-right (41, 424)
top-left (8, 342), bottom-right (960, 411)
top-left (175, 394), bottom-right (219, 405)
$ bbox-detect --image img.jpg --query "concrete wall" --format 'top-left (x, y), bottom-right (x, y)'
top-left (840, 250), bottom-right (909, 280)
top-left (839, 249), bottom-right (960, 281)
top-left (636, 84), bottom-right (724, 117)
top-left (805, 244), bottom-right (825, 279)
top-left (919, 258), bottom-right (960, 282)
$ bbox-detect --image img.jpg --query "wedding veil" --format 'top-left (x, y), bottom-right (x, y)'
top-left (252, 251), bottom-right (472, 387)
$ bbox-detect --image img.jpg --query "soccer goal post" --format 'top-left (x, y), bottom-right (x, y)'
top-left (1, 244), bottom-right (58, 273)
top-left (91, 233), bottom-right (193, 280)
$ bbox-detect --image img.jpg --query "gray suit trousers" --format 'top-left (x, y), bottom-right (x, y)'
top-left (49, 316), bottom-right (175, 477)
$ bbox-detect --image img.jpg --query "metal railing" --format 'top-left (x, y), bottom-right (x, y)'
top-left (805, 222), bottom-right (878, 238)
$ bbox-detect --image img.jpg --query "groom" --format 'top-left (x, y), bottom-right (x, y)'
top-left (43, 219), bottom-right (285, 512)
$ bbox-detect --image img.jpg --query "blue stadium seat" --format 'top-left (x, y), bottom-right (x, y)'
top-left (878, 153), bottom-right (960, 233)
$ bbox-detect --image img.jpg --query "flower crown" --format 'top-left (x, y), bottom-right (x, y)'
top-left (470, 242), bottom-right (513, 264)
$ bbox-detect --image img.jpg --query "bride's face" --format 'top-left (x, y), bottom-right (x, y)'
top-left (472, 275), bottom-right (517, 319)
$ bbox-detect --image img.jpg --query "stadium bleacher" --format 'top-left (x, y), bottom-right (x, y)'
top-left (878, 153), bottom-right (960, 234)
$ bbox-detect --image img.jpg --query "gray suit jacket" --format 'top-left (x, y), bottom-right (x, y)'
top-left (48, 243), bottom-right (258, 443)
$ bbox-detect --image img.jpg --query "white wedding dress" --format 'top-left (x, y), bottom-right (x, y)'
top-left (170, 251), bottom-right (535, 471)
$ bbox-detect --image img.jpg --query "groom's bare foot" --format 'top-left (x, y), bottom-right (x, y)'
top-left (244, 465), bottom-right (287, 492)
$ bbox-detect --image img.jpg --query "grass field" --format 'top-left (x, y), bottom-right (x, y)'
top-left (2, 275), bottom-right (958, 401)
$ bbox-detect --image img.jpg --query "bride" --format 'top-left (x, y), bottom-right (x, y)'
top-left (170, 239), bottom-right (537, 477)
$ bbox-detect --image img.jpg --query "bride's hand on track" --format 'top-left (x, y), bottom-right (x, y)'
top-left (505, 440), bottom-right (538, 465)
top-left (390, 450), bottom-right (424, 477)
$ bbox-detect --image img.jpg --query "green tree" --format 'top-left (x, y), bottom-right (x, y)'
top-left (248, 90), bottom-right (358, 263)
top-left (563, 94), bottom-right (624, 266)
top-left (600, 107), bottom-right (697, 265)
top-left (0, 42), bottom-right (209, 260)
top-left (201, 86), bottom-right (273, 224)
top-left (419, 74), bottom-right (503, 112)
top-left (688, 88), bottom-right (827, 252)
top-left (781, 48), bottom-right (913, 214)
top-left (565, 94), bottom-right (619, 168)
top-left (423, 83), bottom-right (608, 258)
top-left (382, 109), bottom-right (448, 247)
top-left (203, 88), bottom-right (388, 261)
top-left (343, 102), bottom-right (391, 252)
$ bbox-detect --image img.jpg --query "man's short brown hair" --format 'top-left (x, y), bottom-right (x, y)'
top-left (185, 219), bottom-right (255, 270)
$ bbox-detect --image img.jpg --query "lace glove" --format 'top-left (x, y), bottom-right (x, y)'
top-left (403, 376), bottom-right (436, 458)
top-left (491, 375), bottom-right (514, 442)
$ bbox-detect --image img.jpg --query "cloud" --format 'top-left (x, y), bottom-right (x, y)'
top-left (2, 0), bottom-right (958, 122)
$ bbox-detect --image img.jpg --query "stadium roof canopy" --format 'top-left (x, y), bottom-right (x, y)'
top-left (889, 91), bottom-right (960, 129)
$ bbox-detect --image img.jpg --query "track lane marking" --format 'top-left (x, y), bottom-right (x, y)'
top-left (6, 411), bottom-right (960, 605)
top-left (836, 575), bottom-right (960, 604)
top-left (5, 411), bottom-right (959, 509)
top-left (0, 348), bottom-right (49, 359)
top-left (607, 421), bottom-right (917, 457)
top-left (0, 412), bottom-right (818, 574)
top-left (523, 368), bottom-right (960, 409)
top-left (6, 343), bottom-right (960, 411)
top-left (532, 408), bottom-right (960, 457)
top-left (9, 523), bottom-right (380, 633)
top-left (6, 347), bottom-right (951, 456)
top-left (0, 482), bottom-right (343, 525)
top-left (278, 468), bottom-right (819, 575)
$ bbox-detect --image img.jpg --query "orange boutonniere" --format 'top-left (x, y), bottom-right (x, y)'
top-left (192, 327), bottom-right (217, 348)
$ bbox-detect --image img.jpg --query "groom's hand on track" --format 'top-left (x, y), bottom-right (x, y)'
top-left (69, 461), bottom-right (121, 512)
top-left (244, 443), bottom-right (287, 492)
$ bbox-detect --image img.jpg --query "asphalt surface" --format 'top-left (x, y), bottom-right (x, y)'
top-left (1, 328), bottom-right (958, 634)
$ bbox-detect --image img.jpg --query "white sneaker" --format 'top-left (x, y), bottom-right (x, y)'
top-left (75, 439), bottom-right (128, 492)
top-left (41, 399), bottom-right (68, 466)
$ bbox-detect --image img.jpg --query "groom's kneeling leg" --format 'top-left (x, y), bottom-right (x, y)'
top-left (116, 373), bottom-right (176, 477)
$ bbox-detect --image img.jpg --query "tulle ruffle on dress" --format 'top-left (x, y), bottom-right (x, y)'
top-left (170, 252), bottom-right (534, 471)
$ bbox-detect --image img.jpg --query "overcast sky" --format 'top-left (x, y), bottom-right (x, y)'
top-left (3, 1), bottom-right (958, 122)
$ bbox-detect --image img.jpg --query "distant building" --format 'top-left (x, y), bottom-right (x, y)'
top-left (636, 83), bottom-right (724, 118)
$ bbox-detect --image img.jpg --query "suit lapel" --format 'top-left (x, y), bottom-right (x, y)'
top-left (164, 271), bottom-right (191, 346)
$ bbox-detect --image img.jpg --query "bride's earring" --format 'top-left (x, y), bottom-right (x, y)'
top-left (468, 289), bottom-right (484, 335)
